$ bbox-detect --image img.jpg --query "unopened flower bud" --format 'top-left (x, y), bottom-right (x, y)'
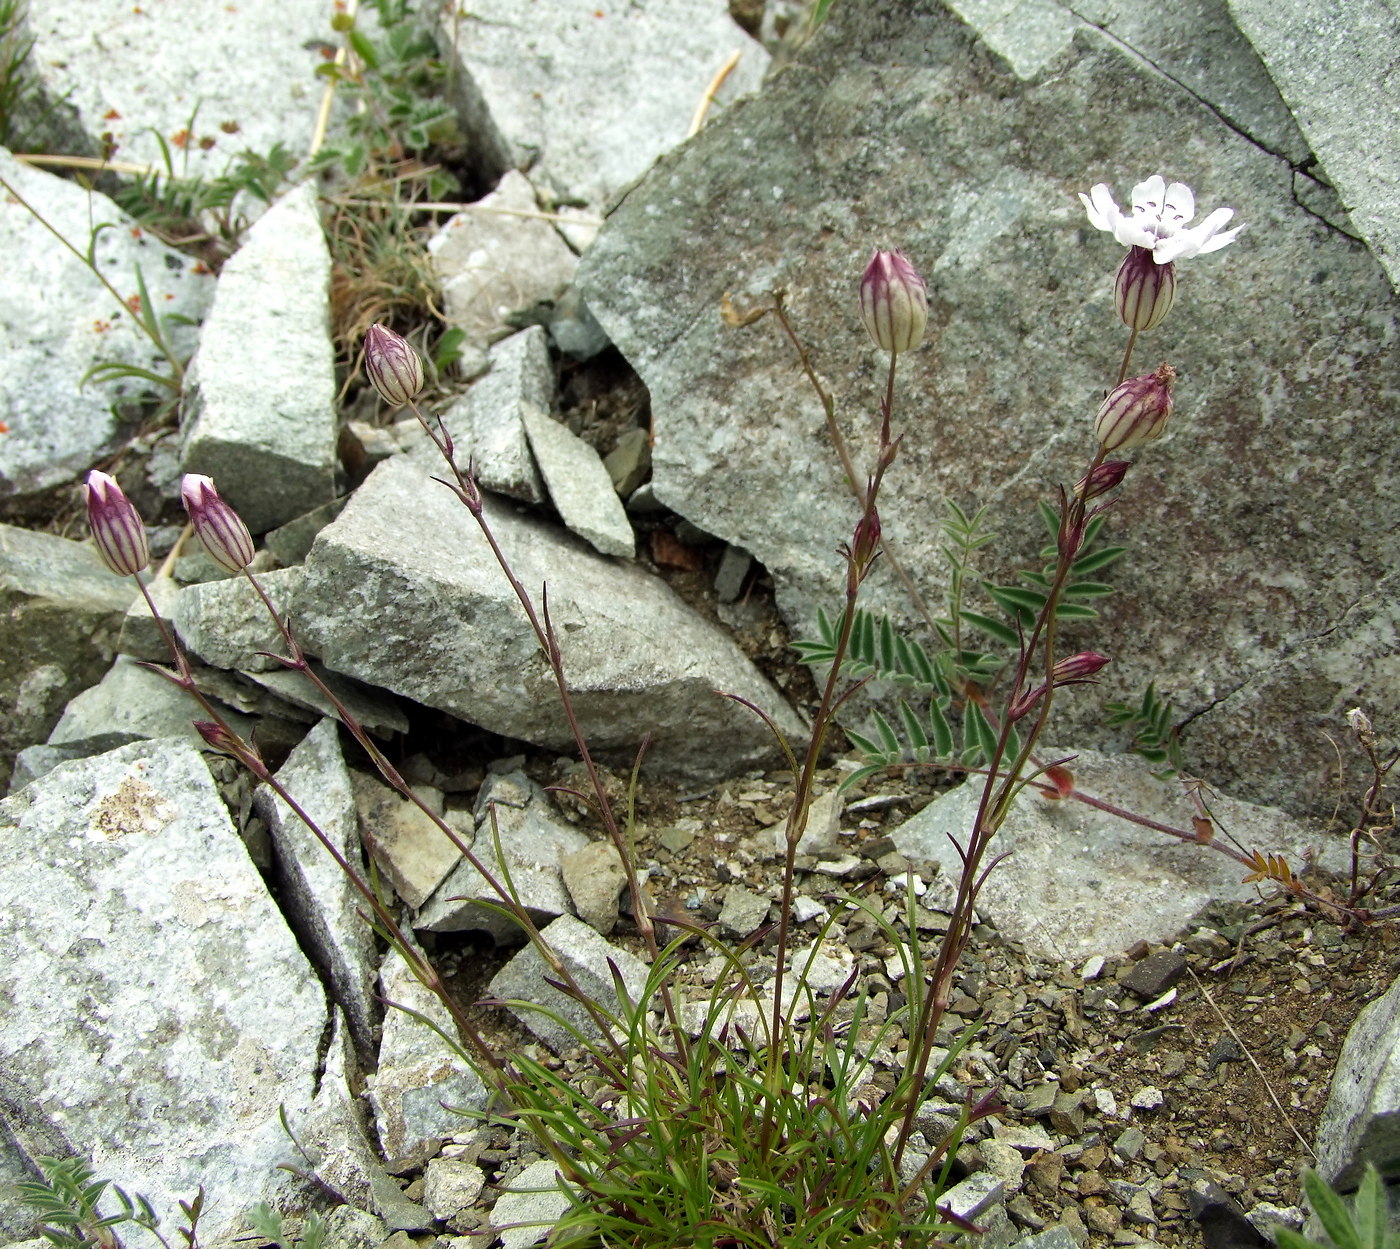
top-left (852, 510), bottom-right (882, 572)
top-left (1051, 652), bottom-right (1110, 685)
top-left (1114, 246), bottom-right (1176, 332)
top-left (84, 470), bottom-right (149, 577)
top-left (364, 323), bottom-right (424, 406)
top-left (858, 249), bottom-right (928, 354)
top-left (1094, 364), bottom-right (1176, 452)
top-left (181, 474), bottom-right (255, 573)
top-left (1347, 707), bottom-right (1376, 746)
top-left (1074, 460), bottom-right (1131, 501)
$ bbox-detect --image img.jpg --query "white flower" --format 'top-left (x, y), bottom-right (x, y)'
top-left (1080, 174), bottom-right (1242, 263)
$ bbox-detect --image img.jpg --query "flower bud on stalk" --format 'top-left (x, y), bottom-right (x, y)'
top-left (181, 474), bottom-right (255, 573)
top-left (1051, 652), bottom-right (1111, 685)
top-left (84, 470), bottom-right (149, 577)
top-left (1094, 363), bottom-right (1176, 452)
top-left (1115, 246), bottom-right (1176, 331)
top-left (851, 509), bottom-right (882, 580)
top-left (858, 249), bottom-right (928, 354)
top-left (1074, 460), bottom-right (1131, 502)
top-left (364, 323), bottom-right (424, 406)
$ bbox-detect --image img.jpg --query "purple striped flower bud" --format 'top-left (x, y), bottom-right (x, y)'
top-left (84, 470), bottom-right (149, 577)
top-left (1094, 364), bottom-right (1176, 453)
top-left (858, 249), bottom-right (928, 354)
top-left (364, 324), bottom-right (424, 407)
top-left (1051, 652), bottom-right (1111, 685)
top-left (181, 474), bottom-right (255, 573)
top-left (1115, 246), bottom-right (1176, 331)
top-left (1073, 460), bottom-right (1131, 502)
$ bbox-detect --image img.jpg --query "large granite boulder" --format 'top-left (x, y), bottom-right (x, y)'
top-left (577, 0), bottom-right (1399, 816)
top-left (0, 739), bottom-right (331, 1244)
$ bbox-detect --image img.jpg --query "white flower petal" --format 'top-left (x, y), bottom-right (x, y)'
top-left (1152, 234), bottom-right (1199, 263)
top-left (1130, 175), bottom-right (1166, 217)
top-left (1081, 185), bottom-right (1120, 232)
top-left (1115, 219), bottom-right (1158, 250)
top-left (1162, 182), bottom-right (1196, 228)
top-left (1196, 224), bottom-right (1243, 254)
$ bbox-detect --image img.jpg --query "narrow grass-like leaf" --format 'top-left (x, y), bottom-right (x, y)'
top-left (1304, 1168), bottom-right (1363, 1249)
top-left (961, 610), bottom-right (1019, 647)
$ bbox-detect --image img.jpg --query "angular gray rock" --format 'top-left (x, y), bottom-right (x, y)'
top-left (490, 1159), bottom-right (571, 1249)
top-left (14, 0), bottom-right (328, 181)
top-left (368, 940), bottom-right (488, 1159)
top-left (890, 747), bottom-right (1345, 961)
top-left (294, 453), bottom-right (806, 781)
top-left (416, 771), bottom-right (586, 943)
top-left (0, 524), bottom-right (136, 789)
top-left (1315, 969), bottom-right (1400, 1189)
top-left (254, 719), bottom-right (380, 1063)
top-left (427, 171), bottom-right (577, 348)
top-left (438, 0), bottom-right (768, 210)
top-left (46, 654), bottom-right (255, 754)
top-left (576, 0), bottom-right (1399, 818)
top-left (0, 738), bottom-right (329, 1245)
top-left (352, 774), bottom-right (463, 910)
top-left (0, 149), bottom-right (210, 499)
top-left (440, 327), bottom-right (550, 504)
top-left (488, 914), bottom-right (650, 1054)
top-left (521, 404), bottom-right (635, 558)
top-left (1229, 0), bottom-right (1400, 289)
top-left (172, 566), bottom-right (301, 673)
top-left (180, 182), bottom-right (338, 534)
top-left (561, 840), bottom-right (629, 935)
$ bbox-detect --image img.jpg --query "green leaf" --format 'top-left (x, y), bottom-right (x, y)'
top-left (965, 701), bottom-right (999, 764)
top-left (878, 615), bottom-right (896, 674)
top-left (872, 709), bottom-right (900, 758)
top-left (1304, 1168), bottom-right (1363, 1249)
top-left (899, 699), bottom-right (928, 756)
top-left (1061, 581), bottom-right (1115, 597)
top-left (845, 729), bottom-right (882, 759)
top-left (928, 698), bottom-right (954, 757)
top-left (1070, 546), bottom-right (1127, 575)
top-left (1052, 602), bottom-right (1099, 619)
top-left (1274, 1230), bottom-right (1322, 1249)
top-left (1037, 499), bottom-right (1059, 536)
top-left (349, 28), bottom-right (380, 69)
top-left (961, 610), bottom-right (1019, 647)
top-left (1353, 1165), bottom-right (1386, 1249)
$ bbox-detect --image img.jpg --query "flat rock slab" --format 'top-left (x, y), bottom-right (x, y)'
top-left (1229, 0), bottom-right (1400, 289)
top-left (1315, 969), bottom-right (1400, 1189)
top-left (521, 404), bottom-right (635, 558)
top-left (295, 453), bottom-right (805, 781)
top-left (441, 327), bottom-right (550, 504)
top-left (890, 747), bottom-right (1345, 962)
top-left (0, 739), bottom-right (328, 1244)
top-left (0, 524), bottom-right (136, 790)
top-left (15, 0), bottom-right (329, 180)
top-left (369, 940), bottom-right (488, 1159)
top-left (576, 0), bottom-right (1400, 818)
top-left (0, 149), bottom-right (211, 500)
top-left (254, 719), bottom-right (380, 1064)
top-left (428, 171), bottom-right (577, 348)
top-left (180, 183), bottom-right (337, 534)
top-left (488, 914), bottom-right (649, 1054)
top-left (439, 0), bottom-right (768, 210)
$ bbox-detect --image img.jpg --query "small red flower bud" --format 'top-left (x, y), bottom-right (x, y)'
top-left (364, 323), bottom-right (424, 407)
top-left (84, 470), bottom-right (149, 577)
top-left (1094, 363), bottom-right (1176, 453)
top-left (1114, 246), bottom-right (1176, 332)
top-left (858, 249), bottom-right (928, 354)
top-left (1041, 764), bottom-right (1075, 800)
top-left (851, 510), bottom-right (882, 572)
top-left (1051, 651), bottom-right (1111, 685)
top-left (180, 474), bottom-right (255, 573)
top-left (1074, 460), bottom-right (1131, 501)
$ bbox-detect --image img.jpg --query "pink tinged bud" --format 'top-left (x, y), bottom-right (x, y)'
top-left (1051, 652), bottom-right (1111, 685)
top-left (1074, 460), bottom-right (1131, 501)
top-left (1115, 246), bottom-right (1176, 331)
top-left (1094, 363), bottom-right (1176, 453)
top-left (852, 509), bottom-right (882, 570)
top-left (84, 470), bottom-right (149, 577)
top-left (180, 474), bottom-right (255, 573)
top-left (364, 324), bottom-right (424, 407)
top-left (858, 249), bottom-right (928, 354)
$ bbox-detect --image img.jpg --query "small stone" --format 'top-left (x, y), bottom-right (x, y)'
top-left (602, 427), bottom-right (651, 497)
top-left (979, 1139), bottom-right (1027, 1193)
top-left (1025, 1083), bottom-right (1059, 1116)
top-left (1130, 1086), bottom-right (1165, 1111)
top-left (1113, 1126), bottom-right (1147, 1161)
top-left (1027, 1153), bottom-right (1064, 1197)
top-left (521, 403), bottom-right (635, 557)
top-left (992, 1122), bottom-right (1057, 1154)
top-left (490, 1160), bottom-right (571, 1249)
top-left (719, 884), bottom-right (772, 935)
top-left (1080, 955), bottom-right (1106, 981)
top-left (423, 1158), bottom-right (487, 1221)
top-left (1119, 949), bottom-right (1188, 999)
top-left (561, 840), bottom-right (629, 935)
top-left (792, 895), bottom-right (828, 923)
top-left (1084, 1202), bottom-right (1122, 1235)
top-left (714, 545), bottom-right (752, 603)
top-left (1008, 1193), bottom-right (1047, 1230)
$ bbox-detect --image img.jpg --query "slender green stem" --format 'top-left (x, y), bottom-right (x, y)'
top-left (1117, 327), bottom-right (1139, 385)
